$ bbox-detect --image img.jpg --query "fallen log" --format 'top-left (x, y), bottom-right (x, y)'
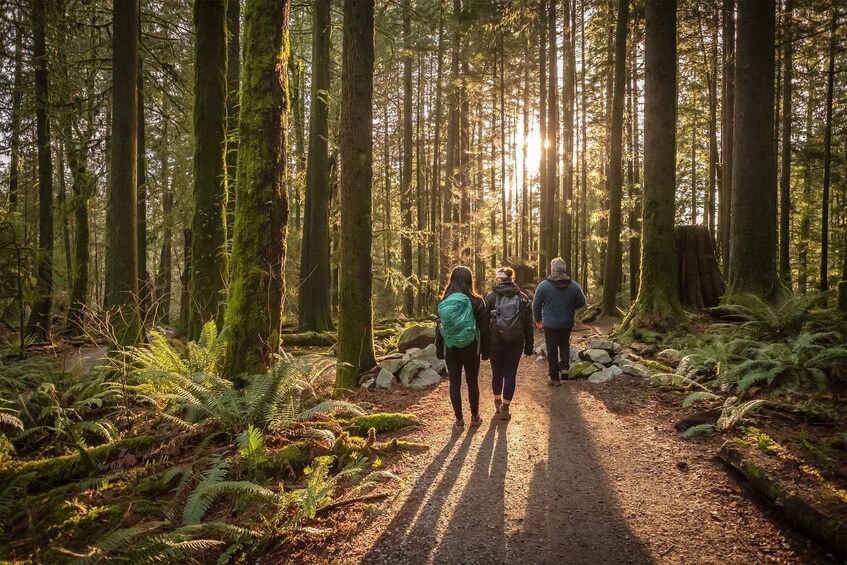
top-left (281, 332), bottom-right (336, 346)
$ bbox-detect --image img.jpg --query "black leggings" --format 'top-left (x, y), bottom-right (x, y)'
top-left (544, 327), bottom-right (572, 379)
top-left (445, 341), bottom-right (480, 422)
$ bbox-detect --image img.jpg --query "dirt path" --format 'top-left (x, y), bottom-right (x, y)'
top-left (323, 329), bottom-right (832, 564)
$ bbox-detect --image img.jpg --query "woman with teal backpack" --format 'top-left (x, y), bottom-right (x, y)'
top-left (436, 266), bottom-right (491, 431)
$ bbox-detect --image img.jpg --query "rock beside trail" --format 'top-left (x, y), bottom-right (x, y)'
top-left (656, 348), bottom-right (683, 368)
top-left (587, 364), bottom-right (623, 384)
top-left (581, 348), bottom-right (613, 365)
top-left (568, 361), bottom-right (601, 378)
top-left (408, 368), bottom-right (442, 389)
top-left (397, 325), bottom-right (436, 353)
top-left (380, 357), bottom-right (409, 375)
top-left (398, 360), bottom-right (431, 386)
top-left (589, 339), bottom-right (622, 353)
top-left (375, 368), bottom-right (396, 389)
top-left (617, 358), bottom-right (651, 378)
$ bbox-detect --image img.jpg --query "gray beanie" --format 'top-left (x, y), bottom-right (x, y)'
top-left (551, 257), bottom-right (567, 274)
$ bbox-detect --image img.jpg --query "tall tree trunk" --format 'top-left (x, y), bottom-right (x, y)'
top-left (429, 0), bottom-right (444, 303)
top-left (620, 0), bottom-right (684, 332)
top-left (798, 92), bottom-right (813, 294)
top-left (779, 0), bottom-right (793, 285)
top-left (137, 52), bottom-right (149, 324)
top-left (521, 37), bottom-right (530, 260)
top-left (719, 0), bottom-right (735, 268)
top-left (579, 0), bottom-right (588, 289)
top-left (58, 147), bottom-right (72, 294)
top-left (727, 0), bottom-right (780, 300)
top-left (538, 0), bottom-right (548, 276)
top-left (189, 0), bottom-right (229, 338)
top-left (500, 34), bottom-right (507, 263)
top-left (8, 16), bottom-right (22, 209)
top-left (226, 0), bottom-right (241, 237)
top-left (442, 0), bottom-right (461, 280)
top-left (298, 0), bottom-right (334, 331)
top-left (628, 16), bottom-right (642, 301)
top-left (691, 124), bottom-right (697, 224)
top-left (155, 118), bottom-right (173, 324)
top-left (561, 0), bottom-right (575, 267)
top-left (547, 0), bottom-right (559, 262)
top-left (401, 0), bottom-right (415, 316)
top-left (27, 0), bottom-right (55, 340)
top-left (105, 0), bottom-right (143, 345)
top-left (223, 0), bottom-right (291, 379)
top-left (820, 8), bottom-right (837, 291)
top-left (336, 0), bottom-right (376, 393)
top-left (601, 0), bottom-right (628, 317)
top-left (708, 8), bottom-right (718, 242)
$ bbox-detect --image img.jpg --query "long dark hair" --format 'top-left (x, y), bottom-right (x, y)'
top-left (441, 265), bottom-right (480, 300)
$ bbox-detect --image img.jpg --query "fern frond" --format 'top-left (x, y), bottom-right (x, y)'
top-left (681, 424), bottom-right (715, 438)
top-left (298, 400), bottom-right (364, 421)
top-left (183, 454), bottom-right (230, 526)
top-left (682, 391), bottom-right (721, 408)
top-left (717, 398), bottom-right (767, 431)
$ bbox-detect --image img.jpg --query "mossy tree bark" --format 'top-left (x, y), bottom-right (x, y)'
top-left (298, 0), bottom-right (334, 332)
top-left (601, 0), bottom-right (628, 318)
top-left (105, 0), bottom-right (143, 346)
top-left (336, 0), bottom-right (377, 394)
top-left (225, 0), bottom-right (241, 238)
top-left (619, 0), bottom-right (685, 333)
top-left (27, 0), bottom-right (54, 340)
top-left (137, 55), bottom-right (150, 322)
top-left (726, 0), bottom-right (781, 301)
top-left (779, 0), bottom-right (793, 286)
top-left (189, 0), bottom-right (229, 339)
top-left (400, 0), bottom-right (415, 317)
top-left (223, 0), bottom-right (290, 379)
top-left (719, 0), bottom-right (734, 269)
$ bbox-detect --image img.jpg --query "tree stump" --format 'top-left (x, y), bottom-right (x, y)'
top-left (675, 225), bottom-right (725, 309)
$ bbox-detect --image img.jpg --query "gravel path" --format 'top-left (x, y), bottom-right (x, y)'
top-left (324, 330), bottom-right (832, 564)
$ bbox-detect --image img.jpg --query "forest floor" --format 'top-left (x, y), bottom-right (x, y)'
top-left (289, 323), bottom-right (834, 565)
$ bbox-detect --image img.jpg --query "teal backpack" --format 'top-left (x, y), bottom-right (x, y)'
top-left (437, 293), bottom-right (480, 354)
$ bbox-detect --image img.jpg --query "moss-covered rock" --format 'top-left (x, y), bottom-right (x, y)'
top-left (0, 435), bottom-right (155, 490)
top-left (641, 359), bottom-right (674, 374)
top-left (568, 361), bottom-right (597, 379)
top-left (397, 325), bottom-right (436, 353)
top-left (349, 413), bottom-right (421, 436)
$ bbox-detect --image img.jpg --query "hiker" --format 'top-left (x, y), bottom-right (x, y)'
top-left (436, 266), bottom-right (491, 431)
top-left (532, 257), bottom-right (586, 386)
top-left (485, 268), bottom-right (534, 420)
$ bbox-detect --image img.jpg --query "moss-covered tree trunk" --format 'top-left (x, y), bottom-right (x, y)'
top-left (223, 0), bottom-right (290, 379)
top-left (601, 0), bottom-right (628, 317)
top-left (189, 0), bottom-right (229, 339)
top-left (27, 0), bottom-right (54, 340)
top-left (726, 0), bottom-right (780, 301)
top-left (226, 0), bottom-right (241, 238)
top-left (105, 0), bottom-right (143, 346)
top-left (298, 0), bottom-right (334, 332)
top-left (137, 56), bottom-right (150, 323)
top-left (779, 0), bottom-right (793, 287)
top-left (8, 17), bottom-right (22, 209)
top-left (619, 0), bottom-right (685, 333)
top-left (155, 118), bottom-right (173, 325)
top-left (719, 0), bottom-right (734, 269)
top-left (336, 0), bottom-right (376, 394)
top-left (820, 8), bottom-right (837, 292)
top-left (400, 0), bottom-right (415, 317)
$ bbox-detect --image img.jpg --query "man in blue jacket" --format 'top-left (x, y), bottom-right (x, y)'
top-left (532, 257), bottom-right (587, 386)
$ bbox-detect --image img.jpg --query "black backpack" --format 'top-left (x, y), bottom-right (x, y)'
top-left (492, 293), bottom-right (524, 343)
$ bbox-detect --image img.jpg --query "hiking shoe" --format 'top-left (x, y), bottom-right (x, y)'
top-left (500, 404), bottom-right (511, 420)
top-left (548, 378), bottom-right (562, 387)
top-left (494, 398), bottom-right (502, 413)
top-left (453, 419), bottom-right (464, 431)
top-left (469, 415), bottom-right (483, 427)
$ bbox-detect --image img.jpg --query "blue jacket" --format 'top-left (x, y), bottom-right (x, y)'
top-left (532, 274), bottom-right (586, 329)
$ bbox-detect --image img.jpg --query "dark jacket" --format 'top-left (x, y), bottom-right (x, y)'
top-left (532, 273), bottom-right (587, 329)
top-left (485, 282), bottom-right (535, 355)
top-left (435, 292), bottom-right (491, 360)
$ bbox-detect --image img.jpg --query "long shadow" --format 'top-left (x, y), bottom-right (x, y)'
top-left (361, 427), bottom-right (478, 563)
top-left (431, 417), bottom-right (508, 562)
top-left (517, 386), bottom-right (654, 564)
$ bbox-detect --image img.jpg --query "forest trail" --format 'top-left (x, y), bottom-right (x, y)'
top-left (323, 326), bottom-right (832, 565)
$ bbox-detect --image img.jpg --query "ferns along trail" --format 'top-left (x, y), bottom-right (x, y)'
top-left (1, 0), bottom-right (847, 563)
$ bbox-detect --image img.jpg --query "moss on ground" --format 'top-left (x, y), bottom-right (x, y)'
top-left (349, 413), bottom-right (420, 436)
top-left (641, 359), bottom-right (674, 374)
top-left (0, 435), bottom-right (155, 489)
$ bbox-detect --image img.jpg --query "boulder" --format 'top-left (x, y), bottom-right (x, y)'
top-left (405, 347), bottom-right (422, 357)
top-left (398, 360), bottom-right (430, 386)
top-left (589, 339), bottom-right (622, 353)
top-left (617, 359), bottom-right (650, 378)
top-left (380, 357), bottom-right (409, 375)
top-left (570, 346), bottom-right (582, 363)
top-left (656, 348), bottom-right (683, 368)
top-left (397, 325), bottom-right (436, 353)
top-left (375, 368), bottom-right (396, 389)
top-left (581, 348), bottom-right (613, 365)
top-left (360, 378), bottom-right (375, 389)
top-left (568, 361), bottom-right (598, 378)
top-left (377, 352), bottom-right (405, 362)
top-left (411, 344), bottom-right (446, 374)
top-left (587, 365), bottom-right (622, 383)
top-left (408, 368), bottom-right (442, 389)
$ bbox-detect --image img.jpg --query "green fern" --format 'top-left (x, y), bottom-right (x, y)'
top-left (681, 424), bottom-right (715, 438)
top-left (717, 397), bottom-right (767, 431)
top-left (183, 454), bottom-right (230, 526)
top-left (237, 425), bottom-right (268, 472)
top-left (682, 391), bottom-right (721, 408)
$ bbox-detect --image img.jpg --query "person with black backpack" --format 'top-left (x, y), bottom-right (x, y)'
top-left (435, 266), bottom-right (491, 431)
top-left (484, 268), bottom-right (534, 421)
top-left (532, 257), bottom-right (587, 386)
